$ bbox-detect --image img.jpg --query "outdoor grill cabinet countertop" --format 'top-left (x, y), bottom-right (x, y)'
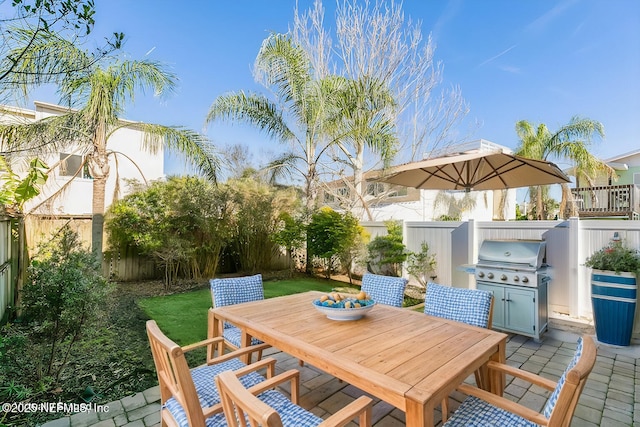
top-left (210, 291), bottom-right (507, 427)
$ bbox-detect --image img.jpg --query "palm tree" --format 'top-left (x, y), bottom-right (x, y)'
top-left (514, 117), bottom-right (611, 219)
top-left (332, 75), bottom-right (398, 220)
top-left (0, 58), bottom-right (220, 262)
top-left (206, 33), bottom-right (339, 213)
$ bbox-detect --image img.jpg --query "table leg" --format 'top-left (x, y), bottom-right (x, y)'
top-left (240, 330), bottom-right (252, 364)
top-left (489, 339), bottom-right (506, 396)
top-left (405, 399), bottom-right (433, 427)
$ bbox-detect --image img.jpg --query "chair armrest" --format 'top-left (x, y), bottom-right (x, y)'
top-left (232, 357), bottom-right (276, 379)
top-left (487, 361), bottom-right (557, 391)
top-left (198, 360), bottom-right (279, 420)
top-left (319, 396), bottom-right (373, 427)
top-left (247, 369), bottom-right (301, 403)
top-left (181, 336), bottom-right (224, 353)
top-left (457, 383), bottom-right (549, 425)
top-left (207, 342), bottom-right (271, 365)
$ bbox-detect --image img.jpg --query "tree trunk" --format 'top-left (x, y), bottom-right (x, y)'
top-left (91, 176), bottom-right (106, 264)
top-left (89, 122), bottom-right (110, 264)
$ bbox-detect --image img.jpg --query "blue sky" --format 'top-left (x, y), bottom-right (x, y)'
top-left (30, 1), bottom-right (640, 179)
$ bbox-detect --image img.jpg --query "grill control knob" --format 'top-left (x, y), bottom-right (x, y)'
top-left (513, 275), bottom-right (520, 282)
top-left (487, 273), bottom-right (494, 279)
top-left (500, 274), bottom-right (507, 281)
top-left (477, 271), bottom-right (485, 278)
top-left (522, 276), bottom-right (529, 283)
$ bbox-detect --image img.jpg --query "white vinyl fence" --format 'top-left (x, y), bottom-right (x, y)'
top-left (0, 217), bottom-right (16, 321)
top-left (362, 219), bottom-right (640, 338)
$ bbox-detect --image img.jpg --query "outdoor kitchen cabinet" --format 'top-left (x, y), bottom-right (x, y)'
top-left (477, 281), bottom-right (548, 340)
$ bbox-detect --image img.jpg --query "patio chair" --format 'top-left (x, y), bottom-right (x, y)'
top-left (423, 282), bottom-right (494, 420)
top-left (215, 369), bottom-right (373, 427)
top-left (444, 335), bottom-right (596, 427)
top-left (210, 274), bottom-right (269, 360)
top-left (361, 273), bottom-right (408, 307)
top-left (146, 320), bottom-right (274, 427)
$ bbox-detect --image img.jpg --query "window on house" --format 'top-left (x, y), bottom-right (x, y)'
top-left (336, 187), bottom-right (349, 198)
top-left (388, 186), bottom-right (408, 198)
top-left (60, 153), bottom-right (91, 178)
top-left (366, 182), bottom-right (385, 196)
top-left (324, 192), bottom-right (335, 203)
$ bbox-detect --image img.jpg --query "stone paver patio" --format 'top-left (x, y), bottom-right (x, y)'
top-left (40, 329), bottom-right (639, 427)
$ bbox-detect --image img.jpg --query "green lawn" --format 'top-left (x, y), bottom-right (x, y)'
top-left (137, 277), bottom-right (352, 345)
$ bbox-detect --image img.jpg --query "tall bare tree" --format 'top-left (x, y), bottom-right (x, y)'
top-left (292, 0), bottom-right (469, 217)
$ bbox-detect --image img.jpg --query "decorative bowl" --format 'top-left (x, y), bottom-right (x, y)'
top-left (312, 299), bottom-right (376, 321)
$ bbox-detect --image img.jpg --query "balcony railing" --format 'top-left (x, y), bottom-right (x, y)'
top-left (570, 184), bottom-right (640, 219)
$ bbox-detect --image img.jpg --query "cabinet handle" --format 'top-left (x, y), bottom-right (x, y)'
top-left (505, 299), bottom-right (512, 302)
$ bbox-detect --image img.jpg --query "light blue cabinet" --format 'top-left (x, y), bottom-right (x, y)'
top-left (477, 282), bottom-right (548, 341)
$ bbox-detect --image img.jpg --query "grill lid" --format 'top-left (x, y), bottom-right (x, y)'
top-left (477, 239), bottom-right (546, 269)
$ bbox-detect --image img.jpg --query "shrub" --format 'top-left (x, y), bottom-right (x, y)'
top-left (307, 208), bottom-right (364, 278)
top-left (21, 226), bottom-right (111, 382)
top-left (366, 221), bottom-right (407, 277)
top-left (406, 242), bottom-right (437, 287)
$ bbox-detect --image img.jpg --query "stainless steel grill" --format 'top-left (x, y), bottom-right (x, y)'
top-left (475, 239), bottom-right (550, 288)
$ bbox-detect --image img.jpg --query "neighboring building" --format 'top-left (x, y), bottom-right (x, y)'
top-left (0, 101), bottom-right (164, 217)
top-left (569, 149), bottom-right (640, 220)
top-left (322, 140), bottom-right (517, 222)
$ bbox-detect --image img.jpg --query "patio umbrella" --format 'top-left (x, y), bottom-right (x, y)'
top-left (378, 149), bottom-right (571, 192)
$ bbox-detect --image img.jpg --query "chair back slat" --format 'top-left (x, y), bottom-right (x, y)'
top-left (216, 370), bottom-right (284, 427)
top-left (146, 320), bottom-right (207, 427)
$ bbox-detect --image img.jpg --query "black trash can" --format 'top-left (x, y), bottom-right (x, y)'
top-left (591, 270), bottom-right (637, 346)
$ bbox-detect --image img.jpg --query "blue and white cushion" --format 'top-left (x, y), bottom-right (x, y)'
top-left (443, 396), bottom-right (538, 426)
top-left (164, 358), bottom-right (265, 427)
top-left (258, 390), bottom-right (324, 426)
top-left (542, 337), bottom-right (584, 418)
top-left (223, 323), bottom-right (263, 347)
top-left (205, 389), bottom-right (324, 427)
top-left (424, 282), bottom-right (492, 328)
top-left (361, 273), bottom-right (408, 307)
top-left (210, 274), bottom-right (265, 331)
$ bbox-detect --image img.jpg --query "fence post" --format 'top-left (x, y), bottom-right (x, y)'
top-left (568, 217), bottom-right (581, 318)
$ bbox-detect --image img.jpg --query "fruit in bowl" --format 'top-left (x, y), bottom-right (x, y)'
top-left (314, 291), bottom-right (374, 308)
top-left (312, 291), bottom-right (376, 321)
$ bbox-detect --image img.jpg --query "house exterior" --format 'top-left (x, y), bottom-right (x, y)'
top-left (570, 149), bottom-right (640, 219)
top-left (322, 140), bottom-right (517, 222)
top-left (0, 101), bottom-right (164, 217)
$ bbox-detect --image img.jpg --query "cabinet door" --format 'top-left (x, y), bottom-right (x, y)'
top-left (504, 288), bottom-right (536, 335)
top-left (477, 283), bottom-right (505, 329)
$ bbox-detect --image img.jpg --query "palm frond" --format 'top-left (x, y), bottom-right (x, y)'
top-left (206, 91), bottom-right (295, 143)
top-left (262, 152), bottom-right (302, 184)
top-left (138, 123), bottom-right (220, 182)
top-left (254, 33), bottom-right (313, 108)
top-left (0, 28), bottom-right (96, 100)
top-left (0, 112), bottom-right (87, 157)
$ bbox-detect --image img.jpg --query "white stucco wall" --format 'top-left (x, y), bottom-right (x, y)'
top-left (368, 188), bottom-right (517, 222)
top-left (2, 102), bottom-right (164, 216)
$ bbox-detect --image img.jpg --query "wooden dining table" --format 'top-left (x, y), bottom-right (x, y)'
top-left (209, 291), bottom-right (507, 427)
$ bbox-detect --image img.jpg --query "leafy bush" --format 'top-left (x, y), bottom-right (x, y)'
top-left (366, 221), bottom-right (407, 277)
top-left (406, 242), bottom-right (437, 287)
top-left (307, 207), bottom-right (364, 278)
top-left (22, 226), bottom-right (111, 382)
top-left (106, 176), bottom-right (301, 287)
